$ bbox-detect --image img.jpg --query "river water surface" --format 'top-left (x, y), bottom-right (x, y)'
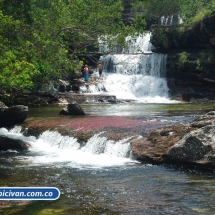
top-left (1, 103), bottom-right (215, 215)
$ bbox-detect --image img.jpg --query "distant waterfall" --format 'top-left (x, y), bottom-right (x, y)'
top-left (99, 33), bottom-right (154, 54)
top-left (159, 15), bottom-right (183, 26)
top-left (99, 33), bottom-right (167, 77)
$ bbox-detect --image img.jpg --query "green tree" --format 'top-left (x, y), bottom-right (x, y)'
top-left (0, 0), bottom-right (140, 93)
top-left (131, 0), bottom-right (215, 24)
top-left (131, 0), bottom-right (181, 21)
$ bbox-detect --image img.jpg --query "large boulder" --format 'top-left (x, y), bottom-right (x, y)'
top-left (166, 125), bottom-right (215, 165)
top-left (131, 122), bottom-right (195, 162)
top-left (59, 103), bottom-right (85, 115)
top-left (0, 135), bottom-right (30, 150)
top-left (0, 103), bottom-right (28, 127)
top-left (131, 111), bottom-right (215, 168)
top-left (39, 81), bottom-right (58, 96)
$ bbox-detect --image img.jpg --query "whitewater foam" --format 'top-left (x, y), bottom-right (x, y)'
top-left (83, 33), bottom-right (176, 103)
top-left (0, 127), bottom-right (136, 168)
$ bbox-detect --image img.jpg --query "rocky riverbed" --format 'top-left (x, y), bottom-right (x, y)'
top-left (1, 100), bottom-right (215, 169)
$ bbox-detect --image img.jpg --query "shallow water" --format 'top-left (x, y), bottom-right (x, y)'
top-left (1, 156), bottom-right (215, 215)
top-left (1, 103), bottom-right (215, 215)
top-left (28, 103), bottom-right (215, 118)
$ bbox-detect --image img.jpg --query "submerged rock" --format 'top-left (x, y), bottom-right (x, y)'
top-left (0, 135), bottom-right (30, 150)
top-left (0, 103), bottom-right (28, 127)
top-left (59, 103), bottom-right (85, 115)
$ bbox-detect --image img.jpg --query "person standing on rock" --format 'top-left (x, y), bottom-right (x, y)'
top-left (97, 62), bottom-right (104, 78)
top-left (83, 64), bottom-right (89, 82)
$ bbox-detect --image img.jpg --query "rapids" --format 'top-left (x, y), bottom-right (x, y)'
top-left (0, 127), bottom-right (134, 168)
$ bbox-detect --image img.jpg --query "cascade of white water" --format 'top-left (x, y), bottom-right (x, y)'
top-left (82, 133), bottom-right (132, 158)
top-left (102, 53), bottom-right (167, 77)
top-left (81, 33), bottom-right (175, 102)
top-left (160, 15), bottom-right (183, 26)
top-left (99, 33), bottom-right (154, 54)
top-left (0, 127), bottom-right (135, 167)
top-left (123, 33), bottom-right (154, 53)
top-left (89, 33), bottom-right (171, 102)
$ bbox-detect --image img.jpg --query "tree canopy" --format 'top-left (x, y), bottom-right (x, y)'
top-left (131, 0), bottom-right (215, 23)
top-left (1, 0), bottom-right (215, 93)
top-left (0, 0), bottom-right (139, 92)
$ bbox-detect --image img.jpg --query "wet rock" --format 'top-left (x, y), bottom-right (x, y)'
top-left (57, 93), bottom-right (118, 104)
top-left (59, 103), bottom-right (85, 115)
top-left (58, 79), bottom-right (71, 92)
top-left (39, 81), bottom-right (58, 96)
top-left (0, 135), bottom-right (30, 150)
top-left (0, 104), bottom-right (28, 127)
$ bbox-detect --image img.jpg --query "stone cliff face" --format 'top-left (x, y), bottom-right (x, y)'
top-left (166, 51), bottom-right (215, 102)
top-left (151, 14), bottom-right (215, 102)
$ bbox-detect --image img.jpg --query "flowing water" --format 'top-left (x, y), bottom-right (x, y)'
top-left (1, 34), bottom-right (215, 214)
top-left (1, 104), bottom-right (215, 215)
top-left (81, 33), bottom-right (171, 103)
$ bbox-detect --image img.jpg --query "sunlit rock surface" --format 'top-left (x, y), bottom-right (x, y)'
top-left (167, 125), bottom-right (215, 164)
top-left (131, 111), bottom-right (215, 168)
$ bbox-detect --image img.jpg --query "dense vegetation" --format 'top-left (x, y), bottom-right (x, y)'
top-left (132, 0), bottom-right (215, 24)
top-left (1, 0), bottom-right (215, 94)
top-left (0, 0), bottom-right (140, 93)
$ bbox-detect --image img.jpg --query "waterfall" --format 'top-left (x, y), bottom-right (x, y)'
top-left (0, 127), bottom-right (135, 168)
top-left (99, 33), bottom-right (154, 54)
top-left (86, 33), bottom-right (171, 103)
top-left (102, 53), bottom-right (167, 77)
top-left (160, 15), bottom-right (183, 26)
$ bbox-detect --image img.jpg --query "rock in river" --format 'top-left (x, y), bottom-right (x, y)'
top-left (0, 102), bottom-right (28, 127)
top-left (166, 125), bottom-right (215, 166)
top-left (59, 103), bottom-right (85, 115)
top-left (131, 111), bottom-right (215, 168)
top-left (0, 135), bottom-right (30, 151)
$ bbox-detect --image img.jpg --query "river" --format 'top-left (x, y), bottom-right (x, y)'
top-left (1, 103), bottom-right (215, 215)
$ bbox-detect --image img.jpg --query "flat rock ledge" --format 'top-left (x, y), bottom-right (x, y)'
top-left (131, 111), bottom-right (215, 168)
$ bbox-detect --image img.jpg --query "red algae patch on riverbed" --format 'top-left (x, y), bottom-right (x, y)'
top-left (25, 116), bottom-right (160, 132)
